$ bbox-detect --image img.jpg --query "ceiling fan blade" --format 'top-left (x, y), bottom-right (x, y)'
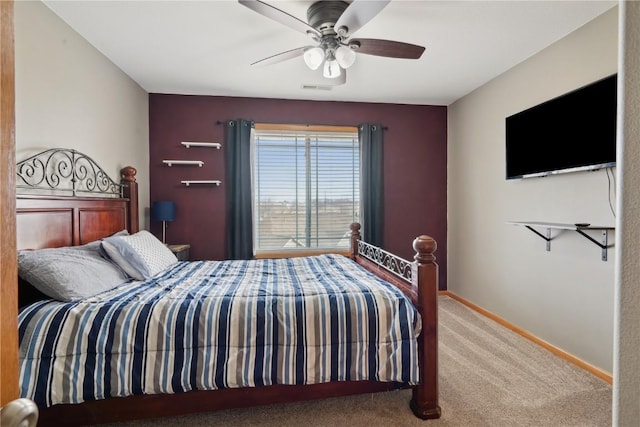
top-left (350, 38), bottom-right (425, 59)
top-left (239, 0), bottom-right (321, 38)
top-left (334, 0), bottom-right (390, 38)
top-left (251, 46), bottom-right (310, 66)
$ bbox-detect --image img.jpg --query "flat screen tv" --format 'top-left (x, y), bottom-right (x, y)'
top-left (505, 74), bottom-right (617, 180)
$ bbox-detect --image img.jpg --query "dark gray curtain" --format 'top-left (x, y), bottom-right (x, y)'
top-left (225, 119), bottom-right (254, 259)
top-left (359, 123), bottom-right (383, 247)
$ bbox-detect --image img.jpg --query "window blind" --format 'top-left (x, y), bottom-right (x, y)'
top-left (254, 129), bottom-right (360, 251)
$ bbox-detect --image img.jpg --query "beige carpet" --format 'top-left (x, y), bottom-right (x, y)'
top-left (108, 296), bottom-right (612, 427)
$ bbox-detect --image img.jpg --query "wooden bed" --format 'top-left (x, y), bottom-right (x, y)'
top-left (15, 149), bottom-right (440, 425)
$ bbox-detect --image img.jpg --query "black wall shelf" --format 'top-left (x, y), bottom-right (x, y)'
top-left (508, 221), bottom-right (615, 261)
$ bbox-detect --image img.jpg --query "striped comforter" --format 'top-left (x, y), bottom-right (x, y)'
top-left (19, 254), bottom-right (421, 407)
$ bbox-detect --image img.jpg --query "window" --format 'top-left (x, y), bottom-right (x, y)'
top-left (253, 124), bottom-right (359, 253)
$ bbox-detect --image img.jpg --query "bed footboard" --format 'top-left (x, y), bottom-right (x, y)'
top-left (350, 223), bottom-right (441, 419)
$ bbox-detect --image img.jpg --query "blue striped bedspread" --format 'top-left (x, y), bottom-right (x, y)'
top-left (19, 254), bottom-right (422, 407)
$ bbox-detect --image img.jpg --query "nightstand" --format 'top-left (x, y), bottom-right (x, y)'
top-left (168, 244), bottom-right (190, 261)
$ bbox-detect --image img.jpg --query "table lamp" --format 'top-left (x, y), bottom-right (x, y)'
top-left (151, 201), bottom-right (175, 244)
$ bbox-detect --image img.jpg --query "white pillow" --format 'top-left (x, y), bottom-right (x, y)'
top-left (101, 230), bottom-right (178, 280)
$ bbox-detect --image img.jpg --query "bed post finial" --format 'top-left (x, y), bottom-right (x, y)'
top-left (121, 166), bottom-right (137, 182)
top-left (120, 166), bottom-right (139, 233)
top-left (413, 235), bottom-right (437, 263)
top-left (410, 234), bottom-right (441, 419)
top-left (350, 223), bottom-right (361, 260)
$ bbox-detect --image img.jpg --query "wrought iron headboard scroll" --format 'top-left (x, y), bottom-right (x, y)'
top-left (16, 148), bottom-right (122, 197)
top-left (357, 240), bottom-right (413, 282)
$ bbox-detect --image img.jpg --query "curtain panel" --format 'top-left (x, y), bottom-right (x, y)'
top-left (359, 123), bottom-right (384, 247)
top-left (225, 119), bottom-right (254, 260)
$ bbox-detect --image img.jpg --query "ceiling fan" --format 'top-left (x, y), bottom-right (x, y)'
top-left (238, 0), bottom-right (425, 84)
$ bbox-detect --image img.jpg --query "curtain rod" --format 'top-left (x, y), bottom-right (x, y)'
top-left (216, 120), bottom-right (388, 130)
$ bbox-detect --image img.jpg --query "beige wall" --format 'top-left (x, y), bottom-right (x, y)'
top-left (614, 2), bottom-right (640, 424)
top-left (448, 8), bottom-right (618, 372)
top-left (14, 1), bottom-right (149, 228)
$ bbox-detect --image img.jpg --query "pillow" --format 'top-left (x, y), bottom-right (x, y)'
top-left (95, 229), bottom-right (130, 258)
top-left (101, 230), bottom-right (178, 280)
top-left (18, 246), bottom-right (129, 302)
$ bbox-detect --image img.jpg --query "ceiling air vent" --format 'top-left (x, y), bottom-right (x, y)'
top-left (301, 84), bottom-right (333, 91)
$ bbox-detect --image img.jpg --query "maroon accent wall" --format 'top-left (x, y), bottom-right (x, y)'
top-left (149, 94), bottom-right (448, 289)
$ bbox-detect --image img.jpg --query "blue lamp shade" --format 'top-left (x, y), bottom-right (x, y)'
top-left (152, 201), bottom-right (175, 244)
top-left (152, 201), bottom-right (176, 222)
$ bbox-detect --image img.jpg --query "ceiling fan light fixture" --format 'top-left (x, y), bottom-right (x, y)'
top-left (335, 45), bottom-right (356, 69)
top-left (303, 47), bottom-right (325, 70)
top-left (240, 0), bottom-right (425, 86)
top-left (323, 59), bottom-right (342, 79)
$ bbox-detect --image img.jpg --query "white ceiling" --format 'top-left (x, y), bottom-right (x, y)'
top-left (43, 0), bottom-right (616, 106)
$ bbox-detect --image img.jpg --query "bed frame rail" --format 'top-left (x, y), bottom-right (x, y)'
top-left (350, 223), bottom-right (441, 419)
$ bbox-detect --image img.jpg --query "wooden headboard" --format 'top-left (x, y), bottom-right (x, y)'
top-left (17, 196), bottom-right (130, 249)
top-left (15, 149), bottom-right (139, 250)
top-left (16, 167), bottom-right (139, 250)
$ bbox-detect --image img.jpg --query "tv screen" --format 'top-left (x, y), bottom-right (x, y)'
top-left (505, 74), bottom-right (617, 180)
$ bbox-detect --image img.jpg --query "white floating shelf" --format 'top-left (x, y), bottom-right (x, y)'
top-left (181, 142), bottom-right (221, 149)
top-left (508, 221), bottom-right (614, 261)
top-left (163, 160), bottom-right (204, 167)
top-left (181, 180), bottom-right (222, 187)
